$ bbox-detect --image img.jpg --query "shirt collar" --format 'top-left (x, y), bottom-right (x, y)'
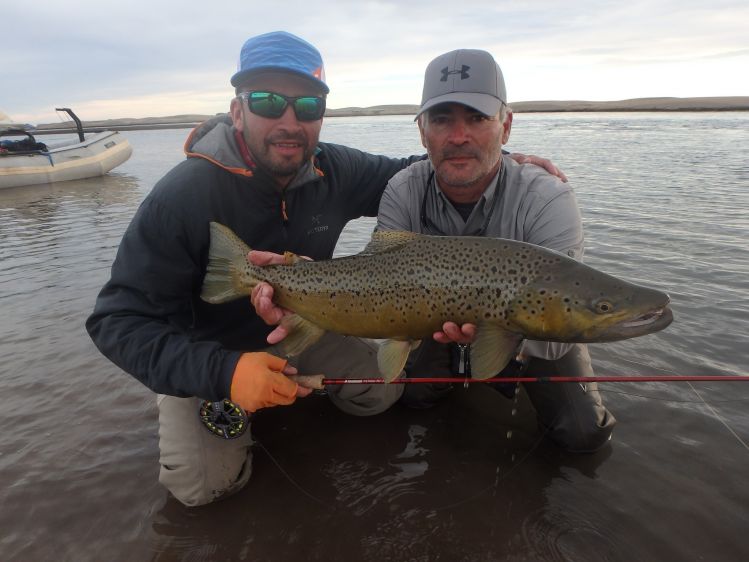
top-left (430, 163), bottom-right (503, 220)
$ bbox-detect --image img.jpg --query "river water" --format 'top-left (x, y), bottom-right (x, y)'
top-left (1, 113), bottom-right (748, 561)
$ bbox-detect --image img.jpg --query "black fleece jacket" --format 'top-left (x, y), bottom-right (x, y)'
top-left (86, 115), bottom-right (421, 400)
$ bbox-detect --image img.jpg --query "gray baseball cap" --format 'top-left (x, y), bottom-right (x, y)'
top-left (416, 49), bottom-right (507, 118)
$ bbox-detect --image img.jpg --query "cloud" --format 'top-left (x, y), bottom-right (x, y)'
top-left (4, 0), bottom-right (747, 122)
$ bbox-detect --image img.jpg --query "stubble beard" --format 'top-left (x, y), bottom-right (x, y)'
top-left (250, 132), bottom-right (314, 180)
top-left (432, 146), bottom-right (502, 190)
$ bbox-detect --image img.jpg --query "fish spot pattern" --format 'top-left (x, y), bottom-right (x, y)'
top-left (254, 234), bottom-right (602, 339)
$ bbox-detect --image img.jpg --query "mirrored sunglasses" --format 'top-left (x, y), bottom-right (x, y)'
top-left (241, 91), bottom-right (326, 122)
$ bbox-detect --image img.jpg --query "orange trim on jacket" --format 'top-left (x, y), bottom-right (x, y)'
top-left (183, 125), bottom-right (255, 178)
top-left (182, 116), bottom-right (326, 181)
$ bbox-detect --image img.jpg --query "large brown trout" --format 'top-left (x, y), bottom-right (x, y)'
top-left (201, 222), bottom-right (673, 381)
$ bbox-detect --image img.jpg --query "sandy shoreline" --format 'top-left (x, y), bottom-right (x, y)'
top-left (31, 96), bottom-right (749, 133)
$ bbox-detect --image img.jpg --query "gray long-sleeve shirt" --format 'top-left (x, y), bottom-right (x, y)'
top-left (376, 155), bottom-right (584, 360)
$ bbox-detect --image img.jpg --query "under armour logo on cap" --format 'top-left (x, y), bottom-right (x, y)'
top-left (440, 65), bottom-right (470, 81)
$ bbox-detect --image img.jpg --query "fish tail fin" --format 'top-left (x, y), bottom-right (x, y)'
top-left (201, 222), bottom-right (257, 304)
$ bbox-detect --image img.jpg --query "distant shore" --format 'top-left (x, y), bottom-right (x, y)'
top-left (32, 96), bottom-right (749, 134)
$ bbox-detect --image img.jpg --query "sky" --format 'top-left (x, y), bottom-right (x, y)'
top-left (3, 0), bottom-right (748, 124)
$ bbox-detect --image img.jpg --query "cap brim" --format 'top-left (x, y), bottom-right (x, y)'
top-left (415, 92), bottom-right (503, 119)
top-left (231, 67), bottom-right (330, 94)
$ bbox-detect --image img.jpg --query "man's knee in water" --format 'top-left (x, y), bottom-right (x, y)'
top-left (157, 394), bottom-right (254, 507)
top-left (159, 452), bottom-right (253, 507)
top-left (522, 344), bottom-right (617, 453)
top-left (543, 407), bottom-right (617, 453)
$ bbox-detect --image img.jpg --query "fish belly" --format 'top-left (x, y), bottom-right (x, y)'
top-left (276, 285), bottom-right (486, 340)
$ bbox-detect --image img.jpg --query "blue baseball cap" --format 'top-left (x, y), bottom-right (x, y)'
top-left (231, 31), bottom-right (329, 93)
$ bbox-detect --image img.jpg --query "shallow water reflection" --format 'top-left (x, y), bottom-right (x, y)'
top-left (2, 115), bottom-right (748, 561)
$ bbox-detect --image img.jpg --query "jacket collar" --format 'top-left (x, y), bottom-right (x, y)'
top-left (183, 113), bottom-right (324, 188)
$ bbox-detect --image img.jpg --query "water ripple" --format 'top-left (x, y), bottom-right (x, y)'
top-left (2, 115), bottom-right (749, 561)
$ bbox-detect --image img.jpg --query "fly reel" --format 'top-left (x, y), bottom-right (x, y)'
top-left (198, 399), bottom-right (249, 439)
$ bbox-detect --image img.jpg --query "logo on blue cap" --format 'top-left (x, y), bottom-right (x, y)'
top-left (231, 31), bottom-right (329, 93)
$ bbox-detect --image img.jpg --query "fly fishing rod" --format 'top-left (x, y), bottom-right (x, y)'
top-left (321, 375), bottom-right (749, 384)
top-left (199, 374), bottom-right (747, 438)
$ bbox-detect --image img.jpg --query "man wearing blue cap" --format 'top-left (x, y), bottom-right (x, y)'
top-left (377, 49), bottom-right (616, 452)
top-left (87, 32), bottom-right (565, 506)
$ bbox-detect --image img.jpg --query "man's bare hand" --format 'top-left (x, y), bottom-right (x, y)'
top-left (248, 250), bottom-right (293, 344)
top-left (433, 322), bottom-right (477, 345)
top-left (509, 153), bottom-right (568, 183)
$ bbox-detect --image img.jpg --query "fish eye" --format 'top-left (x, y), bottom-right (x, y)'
top-left (595, 300), bottom-right (614, 314)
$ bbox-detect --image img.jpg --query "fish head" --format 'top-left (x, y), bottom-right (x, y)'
top-left (505, 257), bottom-right (673, 343)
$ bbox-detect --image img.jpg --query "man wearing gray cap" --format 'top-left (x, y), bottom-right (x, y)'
top-left (377, 49), bottom-right (616, 452)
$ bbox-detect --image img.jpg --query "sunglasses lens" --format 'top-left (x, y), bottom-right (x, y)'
top-left (248, 92), bottom-right (287, 118)
top-left (245, 92), bottom-right (324, 121)
top-left (293, 97), bottom-right (325, 121)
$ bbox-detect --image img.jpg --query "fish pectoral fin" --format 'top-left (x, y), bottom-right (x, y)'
top-left (377, 339), bottom-right (415, 382)
top-left (275, 314), bottom-right (326, 358)
top-left (470, 324), bottom-right (523, 380)
top-left (361, 230), bottom-right (421, 255)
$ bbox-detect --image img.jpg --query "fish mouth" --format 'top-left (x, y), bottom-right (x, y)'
top-left (621, 306), bottom-right (672, 329)
top-left (600, 305), bottom-right (674, 340)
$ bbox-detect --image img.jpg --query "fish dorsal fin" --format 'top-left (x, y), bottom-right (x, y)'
top-left (470, 324), bottom-right (524, 380)
top-left (361, 230), bottom-right (420, 255)
top-left (282, 251), bottom-right (305, 265)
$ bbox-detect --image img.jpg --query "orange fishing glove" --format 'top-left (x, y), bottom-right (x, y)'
top-left (229, 352), bottom-right (299, 413)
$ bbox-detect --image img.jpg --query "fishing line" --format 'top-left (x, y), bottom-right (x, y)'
top-left (594, 388), bottom-right (749, 404)
top-left (253, 438), bottom-right (332, 508)
top-left (610, 357), bottom-right (749, 453)
top-left (197, 400), bottom-right (335, 507)
top-left (686, 382), bottom-right (749, 454)
top-left (613, 355), bottom-right (675, 372)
